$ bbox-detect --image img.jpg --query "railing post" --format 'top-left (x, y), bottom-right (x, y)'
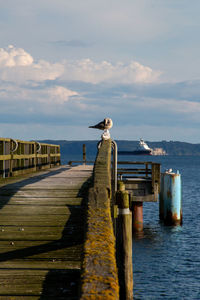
top-left (0, 140), bottom-right (5, 178)
top-left (10, 139), bottom-right (18, 177)
top-left (116, 182), bottom-right (133, 300)
top-left (3, 141), bottom-right (6, 178)
top-left (83, 144), bottom-right (86, 165)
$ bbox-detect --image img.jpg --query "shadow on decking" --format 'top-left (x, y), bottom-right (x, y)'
top-left (0, 166), bottom-right (91, 299)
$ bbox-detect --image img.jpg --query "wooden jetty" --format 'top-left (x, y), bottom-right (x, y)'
top-left (0, 137), bottom-right (164, 299)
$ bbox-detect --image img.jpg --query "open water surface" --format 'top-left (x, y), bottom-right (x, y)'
top-left (131, 155), bottom-right (200, 300)
top-left (62, 154), bottom-right (200, 299)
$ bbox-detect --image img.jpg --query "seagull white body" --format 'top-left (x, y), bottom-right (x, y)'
top-left (89, 118), bottom-right (113, 140)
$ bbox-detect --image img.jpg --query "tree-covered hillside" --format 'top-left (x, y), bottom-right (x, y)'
top-left (39, 140), bottom-right (200, 156)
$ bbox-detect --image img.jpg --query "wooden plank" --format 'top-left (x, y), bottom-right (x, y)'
top-left (0, 260), bottom-right (81, 269)
top-left (0, 224), bottom-right (84, 241)
top-left (0, 205), bottom-right (83, 215)
top-left (50, 153), bottom-right (60, 157)
top-left (0, 244), bottom-right (83, 260)
top-left (0, 240), bottom-right (81, 249)
top-left (0, 215), bottom-right (75, 226)
top-left (0, 233), bottom-right (83, 241)
top-left (0, 197), bottom-right (83, 206)
top-left (0, 155), bottom-right (11, 160)
top-left (0, 269), bottom-right (76, 276)
top-left (0, 138), bottom-right (10, 142)
top-left (0, 269), bottom-right (80, 298)
top-left (0, 190), bottom-right (82, 197)
top-left (0, 184), bottom-right (85, 190)
top-left (0, 274), bottom-right (80, 299)
top-left (12, 154), bottom-right (36, 159)
top-left (131, 194), bottom-right (156, 202)
top-left (0, 183), bottom-right (88, 189)
top-left (0, 240), bottom-right (82, 252)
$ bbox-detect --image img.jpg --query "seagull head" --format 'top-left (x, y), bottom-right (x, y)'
top-left (104, 118), bottom-right (113, 129)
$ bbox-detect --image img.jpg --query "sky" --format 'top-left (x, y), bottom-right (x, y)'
top-left (1, 0), bottom-right (200, 142)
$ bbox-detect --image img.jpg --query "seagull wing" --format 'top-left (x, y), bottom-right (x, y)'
top-left (89, 119), bottom-right (106, 130)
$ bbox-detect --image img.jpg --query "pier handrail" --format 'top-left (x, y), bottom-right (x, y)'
top-left (81, 139), bottom-right (119, 299)
top-left (117, 161), bottom-right (161, 193)
top-left (0, 137), bottom-right (60, 178)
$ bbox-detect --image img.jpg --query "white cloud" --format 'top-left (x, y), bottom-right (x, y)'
top-left (46, 86), bottom-right (79, 104)
top-left (0, 45), bottom-right (33, 67)
top-left (0, 46), bottom-right (64, 83)
top-left (0, 83), bottom-right (79, 105)
top-left (61, 59), bottom-right (161, 84)
top-left (0, 46), bottom-right (161, 85)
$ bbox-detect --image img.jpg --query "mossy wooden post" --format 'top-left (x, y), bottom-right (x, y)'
top-left (83, 144), bottom-right (86, 165)
top-left (116, 181), bottom-right (133, 300)
top-left (81, 139), bottom-right (119, 300)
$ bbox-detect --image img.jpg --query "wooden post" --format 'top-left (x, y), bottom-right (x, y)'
top-left (161, 172), bottom-right (182, 225)
top-left (10, 140), bottom-right (13, 177)
top-left (34, 143), bottom-right (37, 171)
top-left (3, 141), bottom-right (6, 178)
top-left (83, 144), bottom-right (86, 165)
top-left (159, 174), bottom-right (164, 220)
top-left (0, 141), bottom-right (4, 178)
top-left (132, 202), bottom-right (143, 232)
top-left (116, 182), bottom-right (133, 300)
top-left (145, 163), bottom-right (148, 178)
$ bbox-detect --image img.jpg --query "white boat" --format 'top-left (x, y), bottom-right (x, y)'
top-left (118, 139), bottom-right (152, 155)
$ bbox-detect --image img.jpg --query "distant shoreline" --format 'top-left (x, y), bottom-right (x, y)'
top-left (39, 140), bottom-right (200, 156)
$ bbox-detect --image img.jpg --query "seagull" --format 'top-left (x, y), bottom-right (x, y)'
top-left (89, 118), bottom-right (113, 140)
top-left (89, 118), bottom-right (113, 130)
top-left (165, 168), bottom-right (173, 173)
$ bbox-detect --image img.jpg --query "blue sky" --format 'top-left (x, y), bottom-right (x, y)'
top-left (1, 0), bottom-right (200, 142)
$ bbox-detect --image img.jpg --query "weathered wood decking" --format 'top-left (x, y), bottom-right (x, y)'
top-left (0, 164), bottom-right (92, 299)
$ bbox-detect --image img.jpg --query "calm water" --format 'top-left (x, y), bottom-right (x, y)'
top-left (132, 155), bottom-right (200, 300)
top-left (62, 154), bottom-right (200, 299)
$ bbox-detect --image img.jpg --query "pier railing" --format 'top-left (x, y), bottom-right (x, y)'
top-left (81, 139), bottom-right (119, 299)
top-left (117, 161), bottom-right (161, 194)
top-left (117, 161), bottom-right (160, 178)
top-left (0, 138), bottom-right (60, 178)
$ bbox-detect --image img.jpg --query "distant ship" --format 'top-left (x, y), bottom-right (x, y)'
top-left (118, 139), bottom-right (152, 155)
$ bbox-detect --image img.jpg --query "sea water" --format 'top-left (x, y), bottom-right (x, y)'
top-left (62, 154), bottom-right (200, 299)
top-left (131, 155), bottom-right (200, 300)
